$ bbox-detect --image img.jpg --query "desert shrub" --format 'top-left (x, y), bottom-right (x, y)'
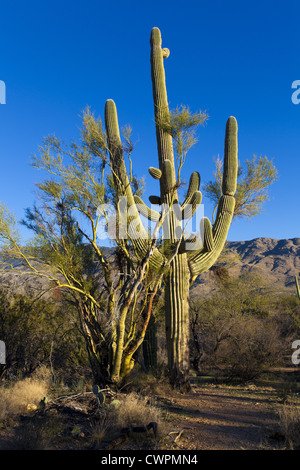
top-left (214, 316), bottom-right (284, 381)
top-left (272, 294), bottom-right (300, 337)
top-left (190, 272), bottom-right (289, 381)
top-left (0, 287), bottom-right (88, 380)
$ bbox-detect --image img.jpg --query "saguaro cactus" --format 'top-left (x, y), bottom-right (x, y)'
top-left (105, 27), bottom-right (238, 389)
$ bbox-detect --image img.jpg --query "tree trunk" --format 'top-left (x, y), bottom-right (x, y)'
top-left (143, 315), bottom-right (158, 370)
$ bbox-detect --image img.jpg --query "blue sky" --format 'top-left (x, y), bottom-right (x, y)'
top-left (0, 0), bottom-right (299, 243)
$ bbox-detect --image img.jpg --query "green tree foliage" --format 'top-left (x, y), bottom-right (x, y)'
top-left (204, 155), bottom-right (278, 219)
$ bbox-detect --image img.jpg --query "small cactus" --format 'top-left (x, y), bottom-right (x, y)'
top-left (93, 385), bottom-right (105, 407)
top-left (39, 397), bottom-right (47, 409)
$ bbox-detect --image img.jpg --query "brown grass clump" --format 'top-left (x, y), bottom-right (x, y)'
top-left (279, 402), bottom-right (300, 449)
top-left (0, 366), bottom-right (51, 422)
top-left (116, 392), bottom-right (161, 428)
top-left (91, 392), bottom-right (167, 449)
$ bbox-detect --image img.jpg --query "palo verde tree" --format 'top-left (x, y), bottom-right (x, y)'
top-left (104, 27), bottom-right (238, 390)
top-left (0, 111), bottom-right (166, 387)
top-left (204, 154), bottom-right (278, 220)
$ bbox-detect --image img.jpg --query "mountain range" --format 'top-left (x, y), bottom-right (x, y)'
top-left (190, 237), bottom-right (300, 297)
top-left (0, 237), bottom-right (299, 299)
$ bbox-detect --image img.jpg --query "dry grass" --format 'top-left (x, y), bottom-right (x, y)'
top-left (115, 392), bottom-right (161, 428)
top-left (0, 366), bottom-right (51, 422)
top-left (91, 392), bottom-right (167, 449)
top-left (279, 401), bottom-right (300, 449)
top-left (91, 412), bottom-right (114, 448)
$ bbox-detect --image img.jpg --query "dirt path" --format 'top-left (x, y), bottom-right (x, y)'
top-left (158, 384), bottom-right (283, 450)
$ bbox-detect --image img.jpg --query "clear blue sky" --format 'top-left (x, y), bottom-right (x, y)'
top-left (0, 0), bottom-right (299, 243)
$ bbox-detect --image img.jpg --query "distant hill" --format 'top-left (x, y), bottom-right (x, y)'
top-left (0, 238), bottom-right (299, 299)
top-left (190, 237), bottom-right (300, 298)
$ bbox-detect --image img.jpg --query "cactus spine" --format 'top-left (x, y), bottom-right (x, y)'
top-left (105, 27), bottom-right (238, 389)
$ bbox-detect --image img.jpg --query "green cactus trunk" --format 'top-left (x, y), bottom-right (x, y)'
top-left (165, 253), bottom-right (190, 387)
top-left (150, 28), bottom-right (191, 388)
top-left (150, 27), bottom-right (237, 389)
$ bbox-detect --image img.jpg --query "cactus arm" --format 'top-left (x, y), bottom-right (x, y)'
top-left (161, 159), bottom-right (176, 195)
top-left (149, 195), bottom-right (161, 205)
top-left (148, 167), bottom-right (162, 179)
top-left (201, 217), bottom-right (214, 252)
top-left (188, 195), bottom-right (235, 276)
top-left (181, 171), bottom-right (201, 209)
top-left (181, 190), bottom-right (202, 220)
top-left (105, 99), bottom-right (165, 269)
top-left (187, 116), bottom-right (238, 277)
top-left (133, 195), bottom-right (161, 222)
top-left (105, 99), bottom-right (133, 197)
top-left (222, 117), bottom-right (238, 196)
